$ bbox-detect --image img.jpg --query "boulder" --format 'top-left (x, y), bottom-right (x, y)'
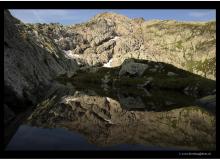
top-left (183, 84), bottom-right (199, 97)
top-left (66, 71), bottom-right (76, 78)
top-left (146, 77), bottom-right (154, 81)
top-left (119, 60), bottom-right (148, 77)
top-left (118, 94), bottom-right (146, 110)
top-left (101, 74), bottom-right (111, 84)
top-left (212, 89), bottom-right (216, 94)
top-left (167, 72), bottom-right (178, 76)
top-left (149, 68), bottom-right (157, 72)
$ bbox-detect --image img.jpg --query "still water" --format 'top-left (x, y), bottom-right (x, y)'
top-left (6, 82), bottom-right (216, 151)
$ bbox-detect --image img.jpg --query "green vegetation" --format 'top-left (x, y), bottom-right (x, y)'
top-left (185, 57), bottom-right (216, 79)
top-left (176, 40), bottom-right (183, 49)
top-left (196, 39), bottom-right (216, 51)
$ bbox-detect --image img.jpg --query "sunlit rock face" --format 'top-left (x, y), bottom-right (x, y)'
top-left (25, 85), bottom-right (216, 151)
top-left (25, 12), bottom-right (216, 80)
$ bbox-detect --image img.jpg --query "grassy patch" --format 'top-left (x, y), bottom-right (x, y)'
top-left (176, 40), bottom-right (183, 49)
top-left (185, 58), bottom-right (216, 79)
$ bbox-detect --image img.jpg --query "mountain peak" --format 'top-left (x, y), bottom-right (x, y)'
top-left (91, 12), bottom-right (130, 21)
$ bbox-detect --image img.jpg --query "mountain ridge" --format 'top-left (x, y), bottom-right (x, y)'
top-left (22, 11), bottom-right (216, 80)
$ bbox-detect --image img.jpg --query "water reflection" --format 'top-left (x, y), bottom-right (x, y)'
top-left (6, 82), bottom-right (216, 151)
top-left (6, 125), bottom-right (189, 151)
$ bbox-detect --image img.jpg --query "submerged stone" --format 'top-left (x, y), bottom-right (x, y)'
top-left (196, 94), bottom-right (216, 109)
top-left (167, 72), bottom-right (178, 76)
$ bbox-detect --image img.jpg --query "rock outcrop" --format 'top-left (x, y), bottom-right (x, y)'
top-left (119, 59), bottom-right (149, 77)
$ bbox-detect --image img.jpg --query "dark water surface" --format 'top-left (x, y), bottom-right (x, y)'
top-left (6, 82), bottom-right (216, 151)
top-left (6, 125), bottom-right (187, 151)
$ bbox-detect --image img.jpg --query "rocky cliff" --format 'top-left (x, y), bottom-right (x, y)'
top-left (25, 12), bottom-right (216, 80)
top-left (4, 10), bottom-right (78, 110)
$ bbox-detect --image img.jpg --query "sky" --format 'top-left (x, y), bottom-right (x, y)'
top-left (9, 9), bottom-right (216, 25)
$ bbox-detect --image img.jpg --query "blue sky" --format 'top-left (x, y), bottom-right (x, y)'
top-left (10, 9), bottom-right (216, 25)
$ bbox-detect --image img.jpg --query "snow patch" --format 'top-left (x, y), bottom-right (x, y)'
top-left (60, 96), bottom-right (78, 104)
top-left (63, 50), bottom-right (80, 59)
top-left (103, 58), bottom-right (113, 68)
top-left (106, 97), bottom-right (111, 102)
top-left (111, 36), bottom-right (119, 41)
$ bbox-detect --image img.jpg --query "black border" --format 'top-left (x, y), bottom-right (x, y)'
top-left (1, 1), bottom-right (220, 9)
top-left (1, 1), bottom-right (219, 159)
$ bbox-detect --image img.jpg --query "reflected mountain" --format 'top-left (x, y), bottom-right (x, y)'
top-left (6, 82), bottom-right (216, 151)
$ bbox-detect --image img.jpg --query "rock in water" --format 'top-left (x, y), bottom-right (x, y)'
top-left (167, 72), bottom-right (178, 76)
top-left (195, 95), bottom-right (216, 113)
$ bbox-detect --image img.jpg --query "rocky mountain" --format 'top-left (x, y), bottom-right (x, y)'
top-left (25, 12), bottom-right (216, 80)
